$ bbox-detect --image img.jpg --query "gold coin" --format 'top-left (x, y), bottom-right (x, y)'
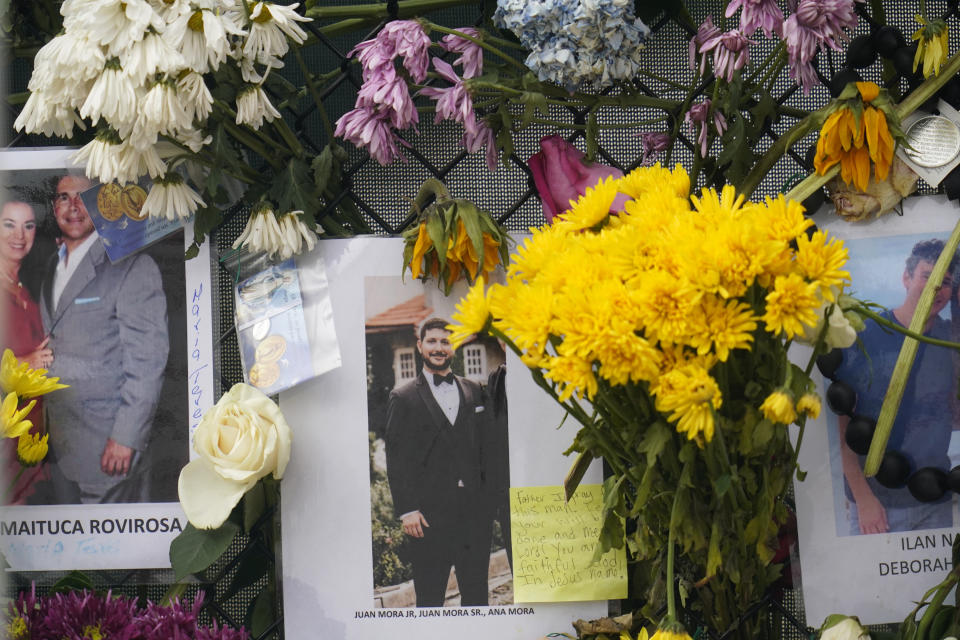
top-left (249, 361), bottom-right (280, 388)
top-left (255, 335), bottom-right (287, 363)
top-left (121, 185), bottom-right (148, 221)
top-left (97, 183), bottom-right (124, 221)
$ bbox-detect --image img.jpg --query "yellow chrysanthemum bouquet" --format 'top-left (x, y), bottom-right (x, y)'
top-left (450, 165), bottom-right (862, 638)
top-left (1, 348), bottom-right (67, 499)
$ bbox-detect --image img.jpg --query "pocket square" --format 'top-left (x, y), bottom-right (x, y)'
top-left (475, 405), bottom-right (485, 413)
top-left (75, 297), bottom-right (101, 305)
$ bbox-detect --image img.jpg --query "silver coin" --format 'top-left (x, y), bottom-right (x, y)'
top-left (904, 115), bottom-right (960, 168)
top-left (252, 318), bottom-right (270, 341)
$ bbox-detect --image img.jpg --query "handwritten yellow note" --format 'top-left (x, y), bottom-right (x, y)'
top-left (510, 484), bottom-right (627, 603)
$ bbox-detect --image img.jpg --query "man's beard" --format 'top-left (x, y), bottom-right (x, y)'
top-left (423, 352), bottom-right (451, 371)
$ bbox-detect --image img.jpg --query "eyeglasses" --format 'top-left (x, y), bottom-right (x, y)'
top-left (53, 192), bottom-right (84, 208)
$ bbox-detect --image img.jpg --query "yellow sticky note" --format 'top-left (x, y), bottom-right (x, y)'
top-left (510, 484), bottom-right (627, 603)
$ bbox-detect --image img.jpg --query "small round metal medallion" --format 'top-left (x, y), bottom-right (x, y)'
top-left (904, 115), bottom-right (960, 168)
top-left (252, 318), bottom-right (270, 341)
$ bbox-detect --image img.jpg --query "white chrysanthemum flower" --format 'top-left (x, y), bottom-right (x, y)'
top-left (171, 126), bottom-right (213, 153)
top-left (63, 0), bottom-right (163, 55)
top-left (72, 131), bottom-right (123, 182)
top-left (114, 141), bottom-right (167, 183)
top-left (142, 79), bottom-right (192, 135)
top-left (177, 71), bottom-right (214, 122)
top-left (142, 172), bottom-right (205, 219)
top-left (243, 2), bottom-right (309, 63)
top-left (120, 30), bottom-right (186, 81)
top-left (277, 210), bottom-right (317, 258)
top-left (236, 45), bottom-right (284, 83)
top-left (29, 32), bottom-right (105, 95)
top-left (233, 204), bottom-right (284, 256)
top-left (164, 8), bottom-right (245, 72)
top-left (235, 84), bottom-right (280, 128)
top-left (13, 92), bottom-right (85, 138)
top-left (79, 60), bottom-right (138, 127)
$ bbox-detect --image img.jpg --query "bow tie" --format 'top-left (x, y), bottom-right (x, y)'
top-left (432, 372), bottom-right (455, 386)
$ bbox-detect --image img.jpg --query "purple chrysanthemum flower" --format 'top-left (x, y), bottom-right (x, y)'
top-left (196, 619), bottom-right (250, 640)
top-left (686, 100), bottom-right (727, 156)
top-left (725, 0), bottom-right (784, 38)
top-left (40, 590), bottom-right (139, 640)
top-left (418, 57), bottom-right (479, 136)
top-left (136, 593), bottom-right (203, 640)
top-left (690, 16), bottom-right (723, 74)
top-left (461, 121), bottom-right (498, 170)
top-left (784, 0), bottom-right (860, 92)
top-left (637, 131), bottom-right (671, 165)
top-left (5, 583), bottom-right (42, 640)
top-left (698, 28), bottom-right (756, 82)
top-left (440, 27), bottom-right (484, 79)
top-left (334, 106), bottom-right (409, 165)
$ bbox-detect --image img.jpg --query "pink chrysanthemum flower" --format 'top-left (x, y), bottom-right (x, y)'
top-left (698, 28), bottom-right (756, 82)
top-left (637, 131), bottom-right (671, 165)
top-left (418, 57), bottom-right (479, 136)
top-left (440, 27), bottom-right (484, 79)
top-left (462, 121), bottom-right (499, 170)
top-left (686, 100), bottom-right (727, 156)
top-left (356, 73), bottom-right (418, 130)
top-left (39, 589), bottom-right (139, 640)
top-left (725, 0), bottom-right (784, 38)
top-left (375, 19), bottom-right (432, 83)
top-left (784, 0), bottom-right (860, 92)
top-left (334, 106), bottom-right (409, 165)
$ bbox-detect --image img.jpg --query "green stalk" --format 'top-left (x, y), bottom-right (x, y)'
top-left (864, 217), bottom-right (960, 476)
top-left (306, 0), bottom-right (474, 21)
top-left (3, 466), bottom-right (25, 502)
top-left (293, 47), bottom-right (334, 141)
top-left (665, 481), bottom-right (683, 623)
top-left (853, 304), bottom-right (960, 350)
top-left (426, 24), bottom-right (527, 72)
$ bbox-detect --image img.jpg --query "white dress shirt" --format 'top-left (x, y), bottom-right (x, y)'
top-left (427, 372), bottom-right (460, 425)
top-left (52, 232), bottom-right (99, 310)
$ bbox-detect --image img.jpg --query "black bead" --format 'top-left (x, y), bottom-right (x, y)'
top-left (944, 165), bottom-right (960, 201)
top-left (876, 450), bottom-right (911, 489)
top-left (908, 467), bottom-right (949, 502)
top-left (802, 189), bottom-right (826, 215)
top-left (847, 34), bottom-right (877, 68)
top-left (892, 45), bottom-right (920, 78)
top-left (826, 380), bottom-right (856, 415)
top-left (816, 349), bottom-right (843, 379)
top-left (948, 466), bottom-right (960, 493)
top-left (872, 26), bottom-right (906, 58)
top-left (844, 415), bottom-right (876, 456)
top-left (830, 68), bottom-right (862, 97)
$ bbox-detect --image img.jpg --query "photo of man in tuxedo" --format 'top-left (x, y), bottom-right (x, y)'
top-left (384, 317), bottom-right (494, 607)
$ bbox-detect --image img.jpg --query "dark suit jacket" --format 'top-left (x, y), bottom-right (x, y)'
top-left (384, 372), bottom-right (487, 522)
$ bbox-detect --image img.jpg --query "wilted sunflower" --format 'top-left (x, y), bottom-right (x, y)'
top-left (814, 82), bottom-right (901, 192)
top-left (912, 16), bottom-right (949, 78)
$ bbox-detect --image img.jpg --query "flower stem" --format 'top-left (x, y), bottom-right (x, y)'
top-left (306, 0), bottom-right (475, 20)
top-left (864, 214), bottom-right (960, 476)
top-left (527, 117), bottom-right (669, 130)
top-left (426, 23), bottom-right (527, 72)
top-left (666, 481), bottom-right (683, 622)
top-left (852, 304), bottom-right (960, 350)
top-left (293, 46), bottom-right (334, 141)
top-left (3, 466), bottom-right (26, 503)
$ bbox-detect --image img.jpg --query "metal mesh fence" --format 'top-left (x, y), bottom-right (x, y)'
top-left (4, 0), bottom-right (952, 636)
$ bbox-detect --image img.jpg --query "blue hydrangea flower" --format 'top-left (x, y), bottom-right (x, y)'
top-left (494, 0), bottom-right (650, 91)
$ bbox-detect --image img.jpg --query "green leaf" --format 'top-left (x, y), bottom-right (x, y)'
top-left (637, 421), bottom-right (671, 464)
top-left (518, 91), bottom-right (549, 128)
top-left (714, 474), bottom-right (732, 497)
top-left (312, 145), bottom-right (335, 193)
top-left (244, 481), bottom-right (267, 533)
top-left (185, 241), bottom-right (200, 260)
top-left (269, 159), bottom-right (323, 215)
top-left (706, 520), bottom-right (722, 578)
top-left (247, 584), bottom-right (276, 636)
top-left (563, 451), bottom-right (594, 502)
top-left (50, 571), bottom-right (95, 594)
top-left (169, 521), bottom-right (240, 582)
top-left (752, 418), bottom-right (774, 449)
top-left (224, 547), bottom-right (272, 602)
top-left (717, 114), bottom-right (753, 185)
top-left (425, 210), bottom-right (447, 273)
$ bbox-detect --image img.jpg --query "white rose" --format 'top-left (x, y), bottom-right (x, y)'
top-left (178, 383), bottom-right (292, 529)
top-left (820, 616), bottom-right (869, 640)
